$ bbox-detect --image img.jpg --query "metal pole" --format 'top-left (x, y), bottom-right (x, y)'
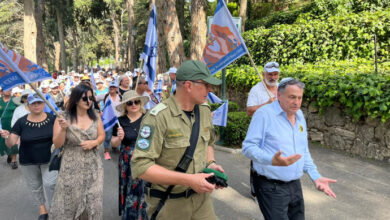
top-left (374, 34), bottom-right (378, 74)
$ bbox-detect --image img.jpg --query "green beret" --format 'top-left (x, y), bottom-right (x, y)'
top-left (176, 60), bottom-right (222, 86)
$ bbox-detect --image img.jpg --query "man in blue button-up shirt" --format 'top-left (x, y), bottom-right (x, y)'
top-left (242, 78), bottom-right (337, 220)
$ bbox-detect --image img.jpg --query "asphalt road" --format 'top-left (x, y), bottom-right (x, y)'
top-left (0, 143), bottom-right (389, 220)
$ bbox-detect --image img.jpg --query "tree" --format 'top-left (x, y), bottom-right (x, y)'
top-left (176, 0), bottom-right (185, 36)
top-left (0, 0), bottom-right (24, 52)
top-left (35, 0), bottom-right (48, 70)
top-left (239, 0), bottom-right (247, 32)
top-left (156, 0), bottom-right (186, 68)
top-left (23, 0), bottom-right (37, 62)
top-left (55, 2), bottom-right (66, 71)
top-left (126, 0), bottom-right (136, 70)
top-left (190, 0), bottom-right (207, 60)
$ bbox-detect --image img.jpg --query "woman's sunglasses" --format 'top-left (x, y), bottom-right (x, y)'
top-left (126, 100), bottom-right (141, 106)
top-left (81, 96), bottom-right (94, 102)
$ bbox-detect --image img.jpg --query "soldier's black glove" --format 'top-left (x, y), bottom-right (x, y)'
top-left (202, 168), bottom-right (228, 187)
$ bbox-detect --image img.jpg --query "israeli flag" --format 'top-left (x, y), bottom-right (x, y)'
top-left (90, 68), bottom-right (97, 90)
top-left (141, 5), bottom-right (157, 91)
top-left (64, 76), bottom-right (73, 94)
top-left (155, 79), bottom-right (162, 93)
top-left (212, 100), bottom-right (228, 127)
top-left (101, 96), bottom-right (118, 131)
top-left (43, 94), bottom-right (59, 115)
top-left (207, 92), bottom-right (223, 104)
top-left (170, 80), bottom-right (176, 94)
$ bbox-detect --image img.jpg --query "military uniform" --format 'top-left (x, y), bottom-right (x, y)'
top-left (131, 96), bottom-right (217, 220)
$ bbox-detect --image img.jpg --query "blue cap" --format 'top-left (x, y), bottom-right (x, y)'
top-left (278, 77), bottom-right (294, 88)
top-left (27, 93), bottom-right (44, 104)
top-left (264, 61), bottom-right (280, 73)
top-left (109, 80), bottom-right (119, 87)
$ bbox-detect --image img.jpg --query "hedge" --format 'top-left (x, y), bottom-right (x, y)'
top-left (220, 112), bottom-right (251, 147)
top-left (220, 60), bottom-right (390, 122)
top-left (239, 9), bottom-right (390, 66)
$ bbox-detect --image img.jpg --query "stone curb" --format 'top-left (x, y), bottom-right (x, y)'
top-left (214, 145), bottom-right (242, 154)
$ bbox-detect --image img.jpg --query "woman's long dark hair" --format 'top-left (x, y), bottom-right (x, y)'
top-left (66, 84), bottom-right (97, 123)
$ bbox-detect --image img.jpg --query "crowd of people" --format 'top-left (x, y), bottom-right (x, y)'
top-left (0, 60), bottom-right (337, 220)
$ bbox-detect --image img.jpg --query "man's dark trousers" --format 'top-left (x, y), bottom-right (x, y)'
top-left (253, 173), bottom-right (305, 220)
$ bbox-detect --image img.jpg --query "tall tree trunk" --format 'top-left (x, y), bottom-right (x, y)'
top-left (112, 10), bottom-right (120, 69)
top-left (239, 0), bottom-right (248, 32)
top-left (23, 0), bottom-right (37, 63)
top-left (54, 41), bottom-right (60, 71)
top-left (156, 0), bottom-right (186, 68)
top-left (175, 0), bottom-right (185, 37)
top-left (127, 0), bottom-right (135, 70)
top-left (72, 28), bottom-right (79, 71)
top-left (56, 6), bottom-right (66, 71)
top-left (155, 1), bottom-right (168, 73)
top-left (35, 0), bottom-right (47, 70)
top-left (190, 0), bottom-right (207, 60)
top-left (149, 0), bottom-right (155, 11)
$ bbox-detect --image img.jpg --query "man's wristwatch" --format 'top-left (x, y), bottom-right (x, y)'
top-left (206, 160), bottom-right (216, 167)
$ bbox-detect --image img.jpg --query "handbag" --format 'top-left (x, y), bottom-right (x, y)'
top-left (49, 147), bottom-right (63, 171)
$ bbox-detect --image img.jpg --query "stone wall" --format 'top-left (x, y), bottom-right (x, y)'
top-left (301, 103), bottom-right (390, 162)
top-left (225, 87), bottom-right (390, 162)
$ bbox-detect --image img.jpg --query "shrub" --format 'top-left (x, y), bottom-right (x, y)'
top-left (223, 60), bottom-right (390, 122)
top-left (239, 9), bottom-right (390, 66)
top-left (221, 112), bottom-right (251, 147)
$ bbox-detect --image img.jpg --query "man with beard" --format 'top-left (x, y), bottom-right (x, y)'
top-left (246, 61), bottom-right (281, 200)
top-left (246, 61), bottom-right (280, 117)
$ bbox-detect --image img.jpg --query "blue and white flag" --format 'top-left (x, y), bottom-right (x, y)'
top-left (101, 96), bottom-right (118, 131)
top-left (202, 0), bottom-right (248, 74)
top-left (90, 68), bottom-right (97, 90)
top-left (170, 80), bottom-right (176, 94)
top-left (0, 43), bottom-right (51, 91)
top-left (44, 94), bottom-right (59, 115)
top-left (155, 79), bottom-right (162, 93)
top-left (212, 100), bottom-right (228, 127)
top-left (64, 76), bottom-right (73, 94)
top-left (141, 5), bottom-right (157, 91)
top-left (207, 92), bottom-right (223, 104)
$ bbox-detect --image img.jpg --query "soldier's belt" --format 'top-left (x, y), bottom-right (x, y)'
top-left (145, 187), bottom-right (196, 199)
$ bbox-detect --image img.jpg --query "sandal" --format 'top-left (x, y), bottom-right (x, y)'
top-left (11, 161), bottom-right (18, 169)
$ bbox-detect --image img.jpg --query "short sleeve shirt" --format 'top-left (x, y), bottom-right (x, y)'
top-left (11, 113), bottom-right (56, 165)
top-left (246, 82), bottom-right (276, 107)
top-left (131, 96), bottom-right (215, 193)
top-left (112, 114), bottom-right (144, 147)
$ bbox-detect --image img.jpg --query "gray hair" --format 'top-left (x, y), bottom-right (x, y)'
top-left (277, 78), bottom-right (305, 94)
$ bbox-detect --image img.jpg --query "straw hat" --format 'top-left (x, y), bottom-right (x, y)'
top-left (115, 90), bottom-right (149, 114)
top-left (13, 89), bottom-right (34, 105)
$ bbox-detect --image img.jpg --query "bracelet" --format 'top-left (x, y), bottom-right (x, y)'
top-left (206, 160), bottom-right (216, 167)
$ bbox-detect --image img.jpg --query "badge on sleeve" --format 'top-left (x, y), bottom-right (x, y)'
top-left (137, 138), bottom-right (150, 150)
top-left (140, 126), bottom-right (151, 138)
top-left (299, 124), bottom-right (304, 132)
top-left (136, 124), bottom-right (154, 151)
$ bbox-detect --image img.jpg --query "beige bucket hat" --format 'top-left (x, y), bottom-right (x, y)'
top-left (115, 90), bottom-right (149, 114)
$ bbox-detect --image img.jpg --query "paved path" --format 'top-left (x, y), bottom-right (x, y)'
top-left (0, 143), bottom-right (389, 220)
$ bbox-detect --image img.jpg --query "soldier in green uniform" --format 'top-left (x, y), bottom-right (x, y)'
top-left (0, 89), bottom-right (19, 169)
top-left (131, 60), bottom-right (226, 220)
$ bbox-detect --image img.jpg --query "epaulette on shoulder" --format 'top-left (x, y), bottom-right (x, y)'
top-left (150, 103), bottom-right (167, 116)
top-left (200, 103), bottom-right (211, 109)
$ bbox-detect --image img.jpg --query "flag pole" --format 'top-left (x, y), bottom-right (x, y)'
top-left (246, 51), bottom-right (273, 98)
top-left (134, 59), bottom-right (144, 91)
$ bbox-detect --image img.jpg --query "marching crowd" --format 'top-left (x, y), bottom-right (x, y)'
top-left (0, 60), bottom-right (337, 220)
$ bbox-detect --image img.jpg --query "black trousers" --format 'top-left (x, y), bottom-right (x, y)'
top-left (253, 173), bottom-right (305, 220)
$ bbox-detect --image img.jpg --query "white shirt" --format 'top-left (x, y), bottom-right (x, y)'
top-left (246, 81), bottom-right (276, 107)
top-left (11, 104), bottom-right (30, 127)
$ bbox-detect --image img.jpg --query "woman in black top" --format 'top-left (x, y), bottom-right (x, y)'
top-left (0, 93), bottom-right (57, 220)
top-left (111, 90), bottom-right (149, 220)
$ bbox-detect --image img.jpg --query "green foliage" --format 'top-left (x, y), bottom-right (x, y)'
top-left (0, 0), bottom-right (23, 52)
top-left (225, 60), bottom-right (390, 122)
top-left (221, 112), bottom-right (251, 147)
top-left (240, 9), bottom-right (390, 66)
